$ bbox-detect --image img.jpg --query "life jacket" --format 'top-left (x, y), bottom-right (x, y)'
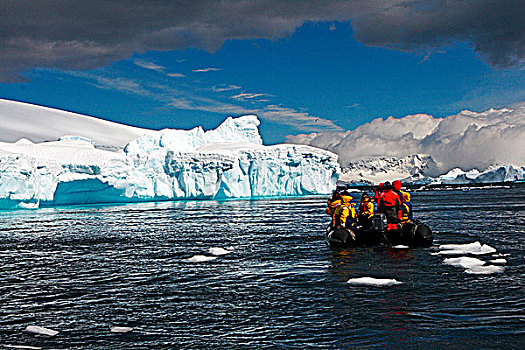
top-left (400, 202), bottom-right (411, 223)
top-left (325, 199), bottom-right (341, 216)
top-left (358, 200), bottom-right (374, 218)
top-left (400, 191), bottom-right (412, 219)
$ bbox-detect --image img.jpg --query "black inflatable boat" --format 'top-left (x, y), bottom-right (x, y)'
top-left (325, 213), bottom-right (433, 248)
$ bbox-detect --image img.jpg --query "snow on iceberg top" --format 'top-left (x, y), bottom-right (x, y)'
top-left (0, 98), bottom-right (262, 153)
top-left (0, 138), bottom-right (125, 167)
top-left (0, 99), bottom-right (152, 147)
top-left (124, 115), bottom-right (262, 154)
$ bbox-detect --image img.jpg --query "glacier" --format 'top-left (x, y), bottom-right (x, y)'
top-left (0, 106), bottom-right (340, 209)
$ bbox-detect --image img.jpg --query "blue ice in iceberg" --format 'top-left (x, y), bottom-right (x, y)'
top-left (0, 113), bottom-right (340, 209)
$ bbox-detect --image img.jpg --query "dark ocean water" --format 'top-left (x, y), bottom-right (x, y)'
top-left (0, 187), bottom-right (523, 349)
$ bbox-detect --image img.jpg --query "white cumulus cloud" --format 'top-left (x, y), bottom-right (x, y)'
top-left (286, 103), bottom-right (525, 172)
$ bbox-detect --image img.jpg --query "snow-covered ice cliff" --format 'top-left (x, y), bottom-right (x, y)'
top-left (0, 99), bottom-right (339, 209)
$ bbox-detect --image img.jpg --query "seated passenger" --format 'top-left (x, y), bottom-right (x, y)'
top-left (332, 193), bottom-right (357, 229)
top-left (357, 193), bottom-right (374, 229)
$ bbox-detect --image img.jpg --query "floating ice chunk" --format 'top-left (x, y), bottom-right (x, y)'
top-left (208, 247), bottom-right (233, 256)
top-left (347, 277), bottom-right (402, 286)
top-left (439, 242), bottom-right (482, 251)
top-left (110, 326), bottom-right (133, 333)
top-left (437, 241), bottom-right (496, 255)
top-left (443, 257), bottom-right (485, 269)
top-left (490, 259), bottom-right (507, 264)
top-left (392, 245), bottom-right (409, 249)
top-left (466, 265), bottom-right (505, 274)
top-left (25, 326), bottom-right (59, 337)
top-left (186, 255), bottom-right (217, 263)
top-left (2, 345), bottom-right (42, 349)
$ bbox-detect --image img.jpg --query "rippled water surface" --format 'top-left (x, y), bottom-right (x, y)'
top-left (0, 187), bottom-right (524, 349)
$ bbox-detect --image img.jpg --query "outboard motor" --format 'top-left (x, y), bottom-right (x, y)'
top-left (371, 213), bottom-right (388, 232)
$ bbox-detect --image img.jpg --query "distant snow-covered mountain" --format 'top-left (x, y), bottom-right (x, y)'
top-left (435, 165), bottom-right (525, 184)
top-left (339, 154), bottom-right (525, 186)
top-left (339, 154), bottom-right (440, 184)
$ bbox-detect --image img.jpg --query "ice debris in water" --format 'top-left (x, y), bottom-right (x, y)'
top-left (2, 345), bottom-right (42, 349)
top-left (437, 241), bottom-right (496, 255)
top-left (208, 247), bottom-right (233, 256)
top-left (490, 258), bottom-right (507, 264)
top-left (186, 255), bottom-right (217, 263)
top-left (443, 257), bottom-right (485, 269)
top-left (347, 277), bottom-right (402, 286)
top-left (110, 326), bottom-right (133, 333)
top-left (25, 326), bottom-right (59, 337)
top-left (392, 245), bottom-right (409, 249)
top-left (443, 256), bottom-right (505, 275)
top-left (465, 265), bottom-right (505, 274)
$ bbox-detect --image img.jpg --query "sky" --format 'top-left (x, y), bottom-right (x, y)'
top-left (0, 1), bottom-right (524, 144)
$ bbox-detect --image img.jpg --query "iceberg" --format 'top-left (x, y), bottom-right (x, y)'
top-left (0, 100), bottom-right (340, 209)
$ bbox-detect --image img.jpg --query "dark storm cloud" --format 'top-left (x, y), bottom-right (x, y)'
top-left (351, 0), bottom-right (525, 68)
top-left (1, 0), bottom-right (523, 81)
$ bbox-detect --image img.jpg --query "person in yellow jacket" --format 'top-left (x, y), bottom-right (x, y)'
top-left (332, 193), bottom-right (357, 229)
top-left (400, 191), bottom-right (412, 223)
top-left (357, 193), bottom-right (374, 228)
top-left (325, 189), bottom-right (341, 216)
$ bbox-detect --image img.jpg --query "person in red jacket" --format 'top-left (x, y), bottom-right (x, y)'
top-left (392, 180), bottom-right (403, 201)
top-left (373, 182), bottom-right (384, 204)
top-left (377, 181), bottom-right (401, 224)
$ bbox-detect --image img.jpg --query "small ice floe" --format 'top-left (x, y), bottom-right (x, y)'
top-left (25, 325), bottom-right (59, 337)
top-left (3, 345), bottom-right (42, 349)
top-left (186, 255), bottom-right (217, 263)
top-left (208, 247), bottom-right (233, 256)
top-left (437, 241), bottom-right (496, 255)
top-left (443, 257), bottom-right (485, 269)
top-left (110, 326), bottom-right (133, 333)
top-left (392, 245), bottom-right (409, 249)
top-left (347, 277), bottom-right (402, 287)
top-left (490, 258), bottom-right (507, 264)
top-left (465, 265), bottom-right (505, 275)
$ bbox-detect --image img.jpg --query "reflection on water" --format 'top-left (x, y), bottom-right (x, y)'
top-left (0, 188), bottom-right (524, 349)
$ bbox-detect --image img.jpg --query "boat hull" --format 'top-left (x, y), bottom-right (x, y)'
top-left (325, 214), bottom-right (433, 249)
